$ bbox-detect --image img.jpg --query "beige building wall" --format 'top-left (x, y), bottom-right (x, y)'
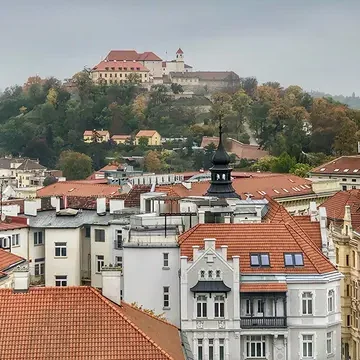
top-left (91, 69), bottom-right (150, 85)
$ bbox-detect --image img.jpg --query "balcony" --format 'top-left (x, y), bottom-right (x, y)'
top-left (241, 316), bottom-right (287, 328)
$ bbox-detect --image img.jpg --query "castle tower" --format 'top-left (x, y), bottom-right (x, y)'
top-left (176, 48), bottom-right (184, 72)
top-left (205, 119), bottom-right (241, 199)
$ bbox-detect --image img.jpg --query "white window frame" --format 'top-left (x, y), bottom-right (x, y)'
top-left (328, 289), bottom-right (335, 313)
top-left (11, 233), bottom-right (20, 247)
top-left (94, 229), bottom-right (105, 242)
top-left (34, 259), bottom-right (45, 276)
top-left (302, 334), bottom-right (314, 358)
top-left (326, 331), bottom-right (333, 355)
top-left (163, 286), bottom-right (170, 309)
top-left (208, 339), bottom-right (214, 360)
top-left (219, 339), bottom-right (225, 360)
top-left (246, 335), bottom-right (266, 358)
top-left (256, 299), bottom-right (264, 316)
top-left (214, 295), bottom-right (225, 318)
top-left (34, 231), bottom-right (44, 246)
top-left (163, 253), bottom-right (169, 268)
top-left (115, 255), bottom-right (122, 269)
top-left (96, 255), bottom-right (104, 273)
top-left (0, 236), bottom-right (9, 249)
top-left (302, 292), bottom-right (313, 315)
top-left (115, 229), bottom-right (123, 249)
top-left (55, 275), bottom-right (67, 286)
top-left (197, 339), bottom-right (203, 360)
top-left (54, 242), bottom-right (67, 258)
top-left (196, 295), bottom-right (207, 318)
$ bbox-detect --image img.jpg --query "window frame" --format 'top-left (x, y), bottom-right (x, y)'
top-left (54, 242), bottom-right (67, 258)
top-left (115, 229), bottom-right (123, 249)
top-left (197, 339), bottom-right (203, 360)
top-left (302, 292), bottom-right (313, 315)
top-left (11, 233), bottom-right (20, 247)
top-left (96, 255), bottom-right (105, 273)
top-left (163, 253), bottom-right (169, 268)
top-left (94, 229), bottom-right (105, 242)
top-left (326, 332), bottom-right (333, 355)
top-left (208, 339), bottom-right (214, 360)
top-left (34, 258), bottom-right (45, 276)
top-left (328, 289), bottom-right (335, 313)
top-left (250, 253), bottom-right (270, 267)
top-left (34, 231), bottom-right (44, 246)
top-left (196, 295), bottom-right (207, 318)
top-left (246, 335), bottom-right (266, 358)
top-left (163, 286), bottom-right (170, 309)
top-left (214, 295), bottom-right (225, 318)
top-left (55, 275), bottom-right (67, 287)
top-left (302, 334), bottom-right (314, 358)
top-left (284, 252), bottom-right (304, 266)
top-left (219, 339), bottom-right (225, 360)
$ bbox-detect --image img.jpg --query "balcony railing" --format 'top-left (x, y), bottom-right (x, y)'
top-left (241, 316), bottom-right (286, 328)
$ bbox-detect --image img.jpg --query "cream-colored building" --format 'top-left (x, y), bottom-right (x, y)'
top-left (321, 189), bottom-right (360, 360)
top-left (135, 130), bottom-right (161, 146)
top-left (83, 130), bottom-right (110, 143)
top-left (0, 249), bottom-right (26, 288)
top-left (162, 48), bottom-right (193, 75)
top-left (111, 135), bottom-right (131, 145)
top-left (91, 60), bottom-right (150, 85)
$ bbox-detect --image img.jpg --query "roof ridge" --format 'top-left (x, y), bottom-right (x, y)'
top-left (178, 223), bottom-right (201, 245)
top-left (89, 288), bottom-right (174, 360)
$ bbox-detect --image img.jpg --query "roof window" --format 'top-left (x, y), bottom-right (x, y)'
top-left (320, 168), bottom-right (325, 172)
top-left (354, 169), bottom-right (359, 173)
top-left (284, 253), bottom-right (304, 267)
top-left (334, 169), bottom-right (339, 172)
top-left (289, 179), bottom-right (295, 183)
top-left (250, 253), bottom-right (270, 267)
top-left (282, 188), bottom-right (289, 193)
top-left (344, 169), bottom-right (349, 172)
top-left (68, 188), bottom-right (74, 192)
top-left (273, 189), bottom-right (280, 194)
top-left (304, 184), bottom-right (311, 189)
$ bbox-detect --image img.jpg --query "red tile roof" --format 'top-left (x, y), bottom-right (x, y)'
top-left (106, 50), bottom-right (162, 62)
top-left (156, 174), bottom-right (313, 200)
top-left (201, 136), bottom-right (268, 160)
top-left (178, 223), bottom-right (335, 274)
top-left (311, 155), bottom-right (360, 175)
top-left (0, 286), bottom-right (184, 360)
top-left (320, 189), bottom-right (360, 229)
top-left (136, 130), bottom-right (158, 137)
top-left (176, 48), bottom-right (184, 55)
top-left (0, 249), bottom-right (25, 272)
top-left (125, 185), bottom-right (152, 207)
top-left (83, 130), bottom-right (109, 136)
top-left (37, 181), bottom-right (123, 198)
top-left (92, 60), bottom-right (149, 72)
top-left (240, 282), bottom-right (287, 292)
top-left (111, 135), bottom-right (131, 140)
top-left (0, 216), bottom-right (28, 231)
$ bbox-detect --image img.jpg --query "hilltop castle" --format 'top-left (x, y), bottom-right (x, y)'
top-left (90, 48), bottom-right (240, 92)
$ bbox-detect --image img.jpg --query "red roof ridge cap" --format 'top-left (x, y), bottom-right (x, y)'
top-left (88, 287), bottom-right (175, 360)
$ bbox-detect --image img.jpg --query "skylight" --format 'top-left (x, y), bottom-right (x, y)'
top-left (354, 169), bottom-right (359, 173)
top-left (300, 185), bottom-right (306, 189)
top-left (305, 184), bottom-right (311, 189)
top-left (344, 169), bottom-right (349, 172)
top-left (273, 189), bottom-right (280, 194)
top-left (289, 179), bottom-right (295, 183)
top-left (250, 253), bottom-right (270, 267)
top-left (284, 253), bottom-right (304, 267)
top-left (282, 188), bottom-right (289, 193)
top-left (334, 169), bottom-right (339, 172)
top-left (320, 168), bottom-right (325, 172)
top-left (68, 188), bottom-right (74, 192)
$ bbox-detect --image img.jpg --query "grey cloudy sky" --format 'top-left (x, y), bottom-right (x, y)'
top-left (1, 0), bottom-right (359, 95)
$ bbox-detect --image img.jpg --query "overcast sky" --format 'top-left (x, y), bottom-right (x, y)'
top-left (1, 0), bottom-right (359, 95)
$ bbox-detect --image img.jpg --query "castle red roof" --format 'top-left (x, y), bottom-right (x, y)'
top-left (311, 155), bottom-right (360, 175)
top-left (106, 50), bottom-right (162, 62)
top-left (176, 48), bottom-right (184, 54)
top-left (92, 60), bottom-right (149, 72)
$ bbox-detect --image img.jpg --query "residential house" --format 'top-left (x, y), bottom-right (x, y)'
top-left (0, 266), bottom-right (191, 360)
top-left (135, 130), bottom-right (161, 146)
top-left (91, 60), bottom-right (150, 85)
top-left (111, 134), bottom-right (131, 144)
top-left (320, 189), bottom-right (360, 360)
top-left (0, 249), bottom-right (26, 288)
top-left (178, 227), bottom-right (342, 360)
top-left (83, 130), bottom-right (110, 143)
top-left (310, 155), bottom-right (360, 191)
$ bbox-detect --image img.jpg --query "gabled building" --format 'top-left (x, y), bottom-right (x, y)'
top-left (83, 130), bottom-right (110, 143)
top-left (0, 249), bottom-right (26, 288)
top-left (0, 266), bottom-right (191, 360)
top-left (135, 130), bottom-right (161, 146)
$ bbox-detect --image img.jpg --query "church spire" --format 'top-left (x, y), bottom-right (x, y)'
top-left (205, 117), bottom-right (241, 199)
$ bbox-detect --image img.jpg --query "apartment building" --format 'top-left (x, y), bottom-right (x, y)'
top-left (320, 189), bottom-right (360, 360)
top-left (0, 249), bottom-right (26, 288)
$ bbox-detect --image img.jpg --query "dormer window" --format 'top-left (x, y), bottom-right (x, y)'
top-left (284, 253), bottom-right (304, 266)
top-left (250, 253), bottom-right (270, 267)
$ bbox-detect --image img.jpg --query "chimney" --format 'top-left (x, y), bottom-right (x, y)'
top-left (204, 238), bottom-right (216, 250)
top-left (110, 199), bottom-right (125, 214)
top-left (309, 201), bottom-right (317, 222)
top-left (220, 245), bottom-right (228, 259)
top-left (255, 205), bottom-right (262, 219)
top-left (101, 264), bottom-right (122, 305)
top-left (97, 198), bottom-right (106, 215)
top-left (13, 265), bottom-right (30, 292)
top-left (192, 245), bottom-right (200, 260)
top-left (182, 182), bottom-right (192, 190)
top-left (24, 200), bottom-right (37, 216)
top-left (51, 197), bottom-right (61, 212)
top-left (224, 215), bottom-right (231, 223)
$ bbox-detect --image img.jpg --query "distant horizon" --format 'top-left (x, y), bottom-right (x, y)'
top-left (1, 0), bottom-right (359, 95)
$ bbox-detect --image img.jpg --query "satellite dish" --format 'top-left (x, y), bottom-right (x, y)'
top-left (1, 213), bottom-right (6, 221)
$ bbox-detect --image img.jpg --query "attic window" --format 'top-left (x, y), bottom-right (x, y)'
top-left (68, 188), bottom-right (75, 192)
top-left (250, 253), bottom-right (270, 267)
top-left (320, 168), bottom-right (325, 172)
top-left (284, 253), bottom-right (304, 267)
top-left (289, 179), bottom-right (295, 183)
top-left (282, 188), bottom-right (289, 193)
top-left (354, 169), bottom-right (359, 173)
top-left (305, 184), bottom-right (311, 189)
top-left (344, 169), bottom-right (349, 172)
top-left (300, 185), bottom-right (306, 189)
top-left (273, 189), bottom-right (280, 194)
top-left (334, 169), bottom-right (339, 172)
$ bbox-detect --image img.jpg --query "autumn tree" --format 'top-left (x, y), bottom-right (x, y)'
top-left (144, 150), bottom-right (162, 172)
top-left (127, 73), bottom-right (142, 84)
top-left (334, 119), bottom-right (359, 155)
top-left (232, 90), bottom-right (252, 138)
top-left (210, 93), bottom-right (232, 123)
top-left (58, 150), bottom-right (92, 180)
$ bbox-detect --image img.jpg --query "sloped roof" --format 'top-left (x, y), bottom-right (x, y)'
top-left (83, 130), bottom-right (109, 137)
top-left (125, 185), bottom-right (152, 207)
top-left (106, 50), bottom-right (162, 62)
top-left (201, 136), bottom-right (268, 160)
top-left (0, 286), bottom-right (184, 360)
top-left (37, 181), bottom-right (123, 198)
top-left (111, 135), bottom-right (131, 140)
top-left (156, 174), bottom-right (313, 200)
top-left (16, 159), bottom-right (45, 171)
top-left (240, 282), bottom-right (287, 292)
top-left (0, 249), bottom-right (25, 272)
top-left (136, 130), bottom-right (159, 137)
top-left (311, 156), bottom-right (360, 175)
top-left (176, 48), bottom-right (184, 54)
top-left (178, 223), bottom-right (335, 274)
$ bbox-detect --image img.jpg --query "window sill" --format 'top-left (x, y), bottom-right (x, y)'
top-left (162, 266), bottom-right (170, 270)
top-left (54, 256), bottom-right (67, 259)
top-left (11, 245), bottom-right (20, 248)
top-left (163, 307), bottom-right (171, 310)
top-left (34, 243), bottom-right (44, 247)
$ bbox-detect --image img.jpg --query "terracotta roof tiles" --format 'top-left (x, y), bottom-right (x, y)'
top-left (0, 286), bottom-right (184, 360)
top-left (136, 130), bottom-right (158, 137)
top-left (0, 249), bottom-right (25, 272)
top-left (311, 155), bottom-right (360, 175)
top-left (92, 60), bottom-right (149, 72)
top-left (240, 282), bottom-right (287, 292)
